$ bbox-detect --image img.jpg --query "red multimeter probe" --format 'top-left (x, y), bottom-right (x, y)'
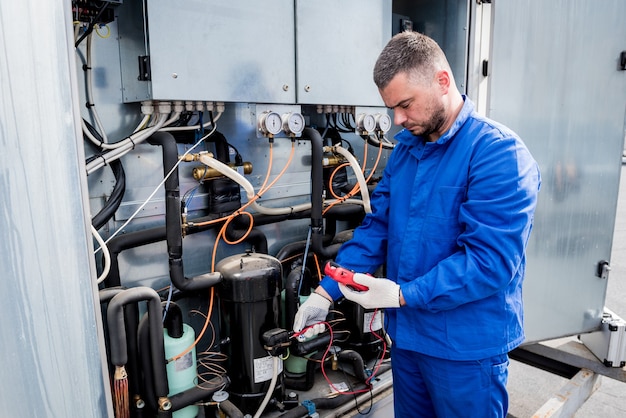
top-left (324, 261), bottom-right (369, 291)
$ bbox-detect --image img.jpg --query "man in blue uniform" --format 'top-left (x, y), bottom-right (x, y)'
top-left (293, 31), bottom-right (541, 417)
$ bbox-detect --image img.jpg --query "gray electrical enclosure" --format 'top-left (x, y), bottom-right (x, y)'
top-left (118, 0), bottom-right (392, 105)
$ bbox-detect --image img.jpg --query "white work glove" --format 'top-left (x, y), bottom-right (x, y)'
top-left (339, 273), bottom-right (400, 309)
top-left (292, 292), bottom-right (332, 340)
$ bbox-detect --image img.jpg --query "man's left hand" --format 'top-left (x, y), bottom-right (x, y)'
top-left (339, 273), bottom-right (401, 309)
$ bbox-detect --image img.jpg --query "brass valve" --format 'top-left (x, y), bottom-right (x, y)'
top-left (192, 162), bottom-right (253, 181)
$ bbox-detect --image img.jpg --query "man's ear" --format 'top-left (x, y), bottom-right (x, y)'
top-left (436, 70), bottom-right (451, 93)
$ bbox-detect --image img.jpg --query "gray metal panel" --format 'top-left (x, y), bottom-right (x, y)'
top-left (145, 0), bottom-right (296, 103)
top-left (0, 1), bottom-right (111, 416)
top-left (295, 0), bottom-right (392, 106)
top-left (488, 1), bottom-right (626, 342)
top-left (117, 0), bottom-right (151, 102)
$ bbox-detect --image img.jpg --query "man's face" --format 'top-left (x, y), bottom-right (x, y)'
top-left (379, 71), bottom-right (446, 141)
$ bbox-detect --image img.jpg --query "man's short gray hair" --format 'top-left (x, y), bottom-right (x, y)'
top-left (373, 31), bottom-right (450, 89)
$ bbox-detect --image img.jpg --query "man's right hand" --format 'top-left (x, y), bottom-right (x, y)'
top-left (292, 292), bottom-right (332, 340)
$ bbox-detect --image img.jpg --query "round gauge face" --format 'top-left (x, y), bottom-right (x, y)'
top-left (362, 114), bottom-right (376, 133)
top-left (261, 111), bottom-right (282, 135)
top-left (376, 113), bottom-right (392, 133)
top-left (285, 112), bottom-right (305, 135)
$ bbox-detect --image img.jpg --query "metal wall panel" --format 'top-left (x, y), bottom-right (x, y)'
top-left (0, 1), bottom-right (112, 416)
top-left (295, 0), bottom-right (392, 106)
top-left (488, 0), bottom-right (626, 342)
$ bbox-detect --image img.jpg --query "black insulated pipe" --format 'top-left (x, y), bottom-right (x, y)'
top-left (217, 399), bottom-right (245, 418)
top-left (148, 131), bottom-right (223, 291)
top-left (107, 287), bottom-right (170, 401)
top-left (162, 301), bottom-right (183, 338)
top-left (283, 351), bottom-right (326, 391)
top-left (104, 227), bottom-right (167, 287)
top-left (303, 127), bottom-right (343, 259)
top-left (337, 349), bottom-right (368, 383)
top-left (169, 376), bottom-right (231, 412)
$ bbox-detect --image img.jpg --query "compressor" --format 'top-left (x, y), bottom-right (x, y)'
top-left (216, 251), bottom-right (284, 415)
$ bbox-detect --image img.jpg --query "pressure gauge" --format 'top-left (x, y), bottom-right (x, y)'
top-left (357, 113), bottom-right (376, 134)
top-left (282, 112), bottom-right (305, 136)
top-left (258, 111), bottom-right (282, 136)
top-left (375, 113), bottom-right (392, 133)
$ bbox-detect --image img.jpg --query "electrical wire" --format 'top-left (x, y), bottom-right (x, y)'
top-left (160, 110), bottom-right (223, 132)
top-left (86, 113), bottom-right (169, 174)
top-left (92, 225), bottom-right (111, 284)
top-left (74, 1), bottom-right (111, 47)
top-left (83, 33), bottom-right (109, 145)
top-left (252, 356), bottom-right (279, 418)
top-left (93, 123), bottom-right (218, 254)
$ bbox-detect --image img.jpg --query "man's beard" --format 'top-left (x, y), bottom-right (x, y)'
top-left (408, 102), bottom-right (446, 139)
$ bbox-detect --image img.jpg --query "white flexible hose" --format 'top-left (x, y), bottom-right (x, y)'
top-left (91, 225), bottom-right (110, 284)
top-left (197, 154), bottom-right (310, 215)
top-left (197, 154), bottom-right (369, 216)
top-left (253, 356), bottom-right (279, 418)
top-left (332, 145), bottom-right (372, 213)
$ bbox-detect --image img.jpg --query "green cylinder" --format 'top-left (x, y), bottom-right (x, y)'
top-left (164, 323), bottom-right (198, 418)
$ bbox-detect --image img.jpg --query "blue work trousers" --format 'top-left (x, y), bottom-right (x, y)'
top-left (391, 346), bottom-right (509, 417)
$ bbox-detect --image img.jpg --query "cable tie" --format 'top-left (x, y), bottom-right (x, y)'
top-left (85, 102), bottom-right (94, 109)
top-left (99, 154), bottom-right (108, 166)
top-left (128, 136), bottom-right (136, 150)
top-left (82, 64), bottom-right (92, 71)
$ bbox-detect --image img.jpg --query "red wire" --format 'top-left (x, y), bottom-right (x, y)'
top-left (293, 314), bottom-right (387, 396)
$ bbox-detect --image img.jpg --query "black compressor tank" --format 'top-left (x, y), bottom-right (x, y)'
top-left (216, 251), bottom-right (284, 415)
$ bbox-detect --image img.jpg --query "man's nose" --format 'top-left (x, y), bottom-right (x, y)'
top-left (394, 109), bottom-right (407, 126)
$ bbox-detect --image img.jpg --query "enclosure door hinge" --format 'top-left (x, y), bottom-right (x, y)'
top-left (138, 55), bottom-right (151, 81)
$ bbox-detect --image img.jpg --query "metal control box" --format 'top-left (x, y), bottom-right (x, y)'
top-left (117, 0), bottom-right (392, 105)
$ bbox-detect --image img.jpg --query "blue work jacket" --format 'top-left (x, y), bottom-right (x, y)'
top-left (320, 97), bottom-right (541, 360)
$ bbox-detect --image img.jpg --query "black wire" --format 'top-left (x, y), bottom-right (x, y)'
top-left (75, 1), bottom-right (111, 48)
top-left (332, 114), bottom-right (351, 133)
top-left (91, 159), bottom-right (126, 230)
top-left (83, 119), bottom-right (126, 229)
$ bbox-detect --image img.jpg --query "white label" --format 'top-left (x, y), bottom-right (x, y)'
top-left (363, 311), bottom-right (383, 333)
top-left (175, 352), bottom-right (193, 372)
top-left (253, 356), bottom-right (283, 383)
top-left (329, 381), bottom-right (350, 394)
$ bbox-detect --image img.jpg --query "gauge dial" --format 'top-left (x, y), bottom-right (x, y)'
top-left (357, 113), bottom-right (376, 134)
top-left (375, 113), bottom-right (392, 133)
top-left (283, 112), bottom-right (305, 135)
top-left (259, 111), bottom-right (282, 136)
